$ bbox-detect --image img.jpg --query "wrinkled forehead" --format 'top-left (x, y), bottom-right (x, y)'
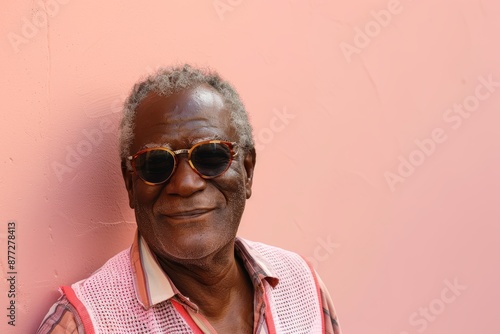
top-left (136, 84), bottom-right (226, 118)
top-left (132, 85), bottom-right (236, 149)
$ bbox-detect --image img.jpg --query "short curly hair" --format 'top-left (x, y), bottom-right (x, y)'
top-left (119, 64), bottom-right (254, 169)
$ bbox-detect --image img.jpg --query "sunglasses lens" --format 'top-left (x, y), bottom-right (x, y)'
top-left (134, 150), bottom-right (175, 184)
top-left (191, 143), bottom-right (232, 177)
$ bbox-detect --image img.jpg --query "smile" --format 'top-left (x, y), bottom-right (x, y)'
top-left (163, 208), bottom-right (214, 220)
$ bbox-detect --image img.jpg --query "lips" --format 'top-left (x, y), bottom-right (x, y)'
top-left (162, 208), bottom-right (215, 219)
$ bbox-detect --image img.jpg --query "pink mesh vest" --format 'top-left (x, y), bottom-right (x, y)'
top-left (63, 240), bottom-right (324, 333)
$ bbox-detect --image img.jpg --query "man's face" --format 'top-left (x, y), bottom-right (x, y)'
top-left (123, 84), bottom-right (255, 262)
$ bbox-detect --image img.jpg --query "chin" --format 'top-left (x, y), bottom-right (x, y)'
top-left (157, 232), bottom-right (234, 263)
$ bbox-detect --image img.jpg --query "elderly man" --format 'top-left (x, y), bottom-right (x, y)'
top-left (37, 65), bottom-right (341, 333)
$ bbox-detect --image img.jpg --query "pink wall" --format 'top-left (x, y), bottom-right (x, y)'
top-left (1, 0), bottom-right (499, 332)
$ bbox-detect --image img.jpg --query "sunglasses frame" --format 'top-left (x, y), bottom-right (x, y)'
top-left (127, 140), bottom-right (239, 185)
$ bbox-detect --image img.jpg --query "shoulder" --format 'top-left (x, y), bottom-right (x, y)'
top-left (238, 237), bottom-right (311, 269)
top-left (237, 237), bottom-right (319, 291)
top-left (36, 295), bottom-right (84, 334)
top-left (237, 239), bottom-right (329, 331)
top-left (75, 248), bottom-right (132, 289)
top-left (67, 247), bottom-right (138, 313)
top-left (238, 237), bottom-right (302, 258)
top-left (37, 249), bottom-right (132, 334)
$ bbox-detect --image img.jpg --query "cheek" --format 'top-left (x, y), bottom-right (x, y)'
top-left (132, 182), bottom-right (163, 237)
top-left (216, 169), bottom-right (248, 216)
top-left (133, 180), bottom-right (162, 207)
top-left (216, 163), bottom-right (245, 192)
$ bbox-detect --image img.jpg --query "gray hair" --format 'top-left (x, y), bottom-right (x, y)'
top-left (119, 64), bottom-right (254, 168)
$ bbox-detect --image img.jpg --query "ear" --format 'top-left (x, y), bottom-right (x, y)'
top-left (121, 160), bottom-right (135, 209)
top-left (243, 148), bottom-right (256, 199)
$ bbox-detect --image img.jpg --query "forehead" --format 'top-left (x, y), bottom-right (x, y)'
top-left (132, 85), bottom-right (236, 150)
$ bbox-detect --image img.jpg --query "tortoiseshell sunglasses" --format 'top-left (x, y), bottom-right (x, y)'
top-left (127, 140), bottom-right (238, 185)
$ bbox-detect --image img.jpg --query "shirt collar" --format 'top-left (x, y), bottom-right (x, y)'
top-left (130, 230), bottom-right (279, 310)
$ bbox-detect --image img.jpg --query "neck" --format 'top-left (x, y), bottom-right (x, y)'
top-left (156, 239), bottom-right (253, 318)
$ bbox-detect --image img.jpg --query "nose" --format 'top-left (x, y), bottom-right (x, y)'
top-left (165, 156), bottom-right (206, 197)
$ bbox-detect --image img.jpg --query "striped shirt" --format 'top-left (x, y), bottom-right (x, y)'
top-left (37, 232), bottom-right (341, 333)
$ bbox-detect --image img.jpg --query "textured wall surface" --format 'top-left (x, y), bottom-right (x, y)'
top-left (1, 1), bottom-right (499, 333)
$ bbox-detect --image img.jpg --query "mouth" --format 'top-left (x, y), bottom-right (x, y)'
top-left (163, 208), bottom-right (215, 220)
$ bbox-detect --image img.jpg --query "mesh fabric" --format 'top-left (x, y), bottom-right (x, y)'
top-left (68, 240), bottom-right (323, 333)
top-left (72, 250), bottom-right (193, 333)
top-left (248, 241), bottom-right (323, 333)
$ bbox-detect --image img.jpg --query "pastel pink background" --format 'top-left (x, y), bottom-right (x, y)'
top-left (1, 0), bottom-right (499, 333)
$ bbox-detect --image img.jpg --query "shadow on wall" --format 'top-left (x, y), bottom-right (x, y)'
top-left (32, 102), bottom-right (136, 330)
top-left (46, 106), bottom-right (136, 268)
